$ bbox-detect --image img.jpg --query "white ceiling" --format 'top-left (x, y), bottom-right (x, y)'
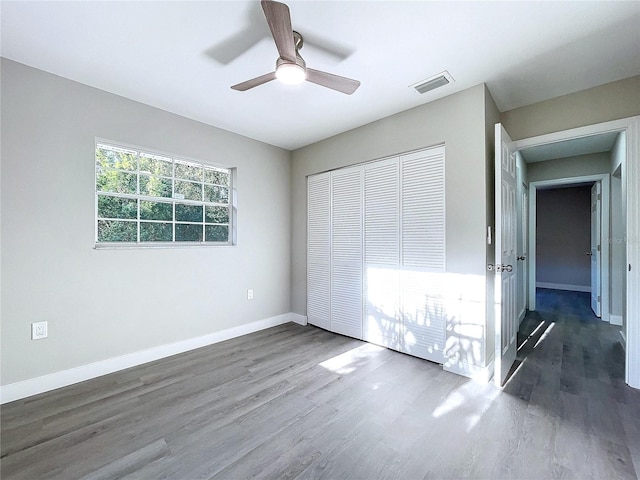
top-left (520, 131), bottom-right (620, 163)
top-left (2, 1), bottom-right (639, 151)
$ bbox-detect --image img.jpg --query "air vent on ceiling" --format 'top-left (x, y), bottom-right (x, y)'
top-left (411, 71), bottom-right (454, 94)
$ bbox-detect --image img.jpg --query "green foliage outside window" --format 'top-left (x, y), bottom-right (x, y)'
top-left (96, 143), bottom-right (231, 244)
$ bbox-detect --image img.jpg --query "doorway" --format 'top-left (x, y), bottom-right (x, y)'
top-left (535, 183), bottom-right (597, 305)
top-left (494, 116), bottom-right (640, 389)
top-left (529, 175), bottom-right (610, 321)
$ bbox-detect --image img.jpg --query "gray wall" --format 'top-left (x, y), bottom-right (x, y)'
top-left (291, 84), bottom-right (494, 372)
top-left (500, 76), bottom-right (640, 141)
top-left (1, 59), bottom-right (292, 385)
top-left (536, 186), bottom-right (592, 288)
top-left (527, 153), bottom-right (612, 183)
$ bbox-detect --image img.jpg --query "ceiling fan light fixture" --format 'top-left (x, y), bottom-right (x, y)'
top-left (276, 63), bottom-right (306, 85)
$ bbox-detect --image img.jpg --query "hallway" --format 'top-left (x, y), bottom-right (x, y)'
top-left (503, 288), bottom-right (639, 478)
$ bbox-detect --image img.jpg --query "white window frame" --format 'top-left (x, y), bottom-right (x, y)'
top-left (95, 139), bottom-right (236, 248)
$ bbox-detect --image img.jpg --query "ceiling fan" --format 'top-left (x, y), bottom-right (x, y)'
top-left (231, 0), bottom-right (360, 95)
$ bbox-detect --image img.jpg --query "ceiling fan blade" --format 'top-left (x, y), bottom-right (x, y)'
top-left (306, 68), bottom-right (361, 95)
top-left (231, 71), bottom-right (277, 91)
top-left (261, 0), bottom-right (296, 62)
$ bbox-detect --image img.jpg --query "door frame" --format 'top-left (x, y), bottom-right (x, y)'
top-left (511, 116), bottom-right (640, 389)
top-left (527, 174), bottom-right (610, 320)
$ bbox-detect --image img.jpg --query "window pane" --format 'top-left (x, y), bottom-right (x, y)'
top-left (140, 222), bottom-right (172, 242)
top-left (140, 200), bottom-right (172, 221)
top-left (205, 225), bottom-right (229, 242)
top-left (96, 145), bottom-right (137, 170)
top-left (140, 174), bottom-right (172, 198)
top-left (139, 153), bottom-right (172, 177)
top-left (175, 180), bottom-right (202, 201)
top-left (175, 204), bottom-right (203, 222)
top-left (205, 205), bottom-right (229, 223)
top-left (97, 220), bottom-right (137, 242)
top-left (98, 195), bottom-right (137, 219)
top-left (204, 185), bottom-right (229, 203)
top-left (176, 223), bottom-right (203, 242)
top-left (204, 167), bottom-right (229, 186)
top-left (96, 168), bottom-right (137, 194)
top-left (175, 161), bottom-right (202, 182)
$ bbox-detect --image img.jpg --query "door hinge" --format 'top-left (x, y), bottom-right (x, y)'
top-left (597, 244), bottom-right (601, 251)
top-left (598, 295), bottom-right (601, 302)
top-left (597, 193), bottom-right (601, 200)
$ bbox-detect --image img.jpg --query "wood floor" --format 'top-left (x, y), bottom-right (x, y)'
top-left (2, 289), bottom-right (638, 479)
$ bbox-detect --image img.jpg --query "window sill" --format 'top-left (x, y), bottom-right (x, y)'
top-left (94, 242), bottom-right (235, 250)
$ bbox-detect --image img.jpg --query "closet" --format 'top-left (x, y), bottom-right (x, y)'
top-left (307, 145), bottom-right (446, 364)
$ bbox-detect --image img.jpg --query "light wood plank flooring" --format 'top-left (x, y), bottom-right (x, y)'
top-left (2, 289), bottom-right (638, 479)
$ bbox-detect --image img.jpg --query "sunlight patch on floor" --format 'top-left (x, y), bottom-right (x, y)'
top-left (517, 320), bottom-right (545, 353)
top-left (533, 322), bottom-right (555, 349)
top-left (505, 321), bottom-right (556, 387)
top-left (318, 344), bottom-right (384, 375)
top-left (432, 381), bottom-right (500, 432)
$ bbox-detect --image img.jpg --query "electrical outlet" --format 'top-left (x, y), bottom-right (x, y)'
top-left (32, 321), bottom-right (48, 340)
top-left (247, 289), bottom-right (254, 300)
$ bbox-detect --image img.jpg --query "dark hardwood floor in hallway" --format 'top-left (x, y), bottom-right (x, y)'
top-left (1, 289), bottom-right (638, 479)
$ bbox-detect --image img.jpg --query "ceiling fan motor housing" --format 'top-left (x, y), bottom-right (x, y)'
top-left (276, 31), bottom-right (306, 70)
top-left (275, 31), bottom-right (306, 83)
top-left (276, 54), bottom-right (306, 71)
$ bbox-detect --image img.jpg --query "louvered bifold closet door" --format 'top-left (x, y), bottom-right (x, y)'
top-left (400, 146), bottom-right (446, 363)
top-left (331, 166), bottom-right (363, 339)
top-left (307, 172), bottom-right (331, 330)
top-left (363, 158), bottom-right (400, 349)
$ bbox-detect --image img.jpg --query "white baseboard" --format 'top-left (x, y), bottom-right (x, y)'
top-left (0, 313), bottom-right (301, 405)
top-left (290, 313), bottom-right (308, 326)
top-left (610, 314), bottom-right (623, 326)
top-left (444, 356), bottom-right (494, 383)
top-left (518, 308), bottom-right (526, 326)
top-left (536, 282), bottom-right (591, 293)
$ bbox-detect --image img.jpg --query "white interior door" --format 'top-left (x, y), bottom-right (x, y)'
top-left (590, 182), bottom-right (602, 317)
top-left (307, 173), bottom-right (331, 330)
top-left (494, 124), bottom-right (518, 386)
top-left (331, 167), bottom-right (363, 339)
top-left (399, 148), bottom-right (446, 363)
top-left (363, 158), bottom-right (400, 349)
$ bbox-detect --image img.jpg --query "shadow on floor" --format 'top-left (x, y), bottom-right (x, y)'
top-left (499, 289), bottom-right (638, 477)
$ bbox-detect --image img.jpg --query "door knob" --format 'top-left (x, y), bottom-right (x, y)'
top-left (487, 264), bottom-right (513, 272)
top-left (517, 255), bottom-right (527, 261)
top-left (586, 252), bottom-right (593, 256)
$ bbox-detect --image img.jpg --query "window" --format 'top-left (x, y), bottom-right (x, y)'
top-left (95, 141), bottom-right (233, 246)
